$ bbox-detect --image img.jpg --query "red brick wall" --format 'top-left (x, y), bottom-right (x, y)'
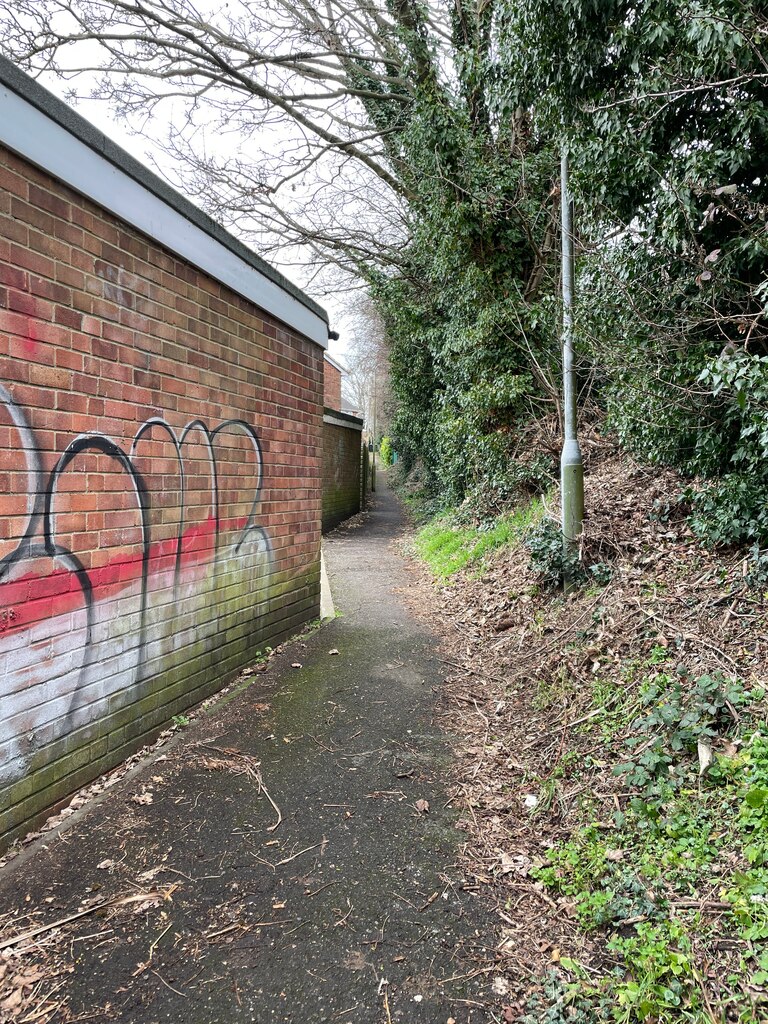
top-left (322, 417), bottom-right (362, 532)
top-left (323, 359), bottom-right (342, 410)
top-left (0, 144), bottom-right (324, 848)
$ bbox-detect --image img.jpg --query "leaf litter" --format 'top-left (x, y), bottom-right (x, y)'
top-left (401, 446), bottom-right (768, 1016)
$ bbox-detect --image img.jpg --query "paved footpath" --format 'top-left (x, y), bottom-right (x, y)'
top-left (0, 474), bottom-right (493, 1023)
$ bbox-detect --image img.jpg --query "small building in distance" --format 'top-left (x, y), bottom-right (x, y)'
top-left (323, 351), bottom-right (364, 421)
top-left (340, 396), bottom-right (363, 420)
top-left (322, 354), bottom-right (366, 531)
top-left (323, 352), bottom-right (346, 412)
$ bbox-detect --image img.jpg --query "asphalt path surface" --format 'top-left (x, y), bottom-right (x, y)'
top-left (0, 473), bottom-right (493, 1023)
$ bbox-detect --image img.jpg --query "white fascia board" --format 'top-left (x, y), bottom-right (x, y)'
top-left (323, 412), bottom-right (363, 431)
top-left (0, 82), bottom-right (328, 349)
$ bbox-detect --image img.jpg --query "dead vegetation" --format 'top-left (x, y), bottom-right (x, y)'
top-left (403, 448), bottom-right (768, 1020)
top-left (0, 884), bottom-right (176, 1024)
top-left (194, 744), bottom-right (283, 831)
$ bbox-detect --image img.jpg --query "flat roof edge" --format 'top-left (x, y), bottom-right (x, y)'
top-left (0, 57), bottom-right (328, 347)
top-left (324, 408), bottom-right (364, 430)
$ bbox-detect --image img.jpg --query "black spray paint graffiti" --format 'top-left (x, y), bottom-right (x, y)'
top-left (0, 382), bottom-right (272, 728)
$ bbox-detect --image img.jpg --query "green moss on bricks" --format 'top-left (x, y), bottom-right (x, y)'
top-left (0, 553), bottom-right (322, 854)
top-left (108, 727), bottom-right (126, 752)
top-left (3, 772), bottom-right (43, 809)
top-left (52, 743), bottom-right (94, 783)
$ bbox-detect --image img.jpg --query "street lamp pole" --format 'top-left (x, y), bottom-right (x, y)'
top-left (560, 150), bottom-right (584, 585)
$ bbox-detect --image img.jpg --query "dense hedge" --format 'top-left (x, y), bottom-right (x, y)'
top-left (383, 1), bottom-right (768, 544)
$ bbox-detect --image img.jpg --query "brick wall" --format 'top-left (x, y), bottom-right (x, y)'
top-left (322, 411), bottom-right (363, 532)
top-left (0, 123), bottom-right (325, 848)
top-left (323, 358), bottom-right (342, 411)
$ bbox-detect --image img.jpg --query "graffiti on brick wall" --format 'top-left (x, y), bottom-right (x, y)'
top-left (0, 383), bottom-right (273, 785)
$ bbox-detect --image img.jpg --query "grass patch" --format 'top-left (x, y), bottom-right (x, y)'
top-left (413, 499), bottom-right (543, 579)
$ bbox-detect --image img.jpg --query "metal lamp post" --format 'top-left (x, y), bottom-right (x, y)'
top-left (560, 150), bottom-right (584, 586)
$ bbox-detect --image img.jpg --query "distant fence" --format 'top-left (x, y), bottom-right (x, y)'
top-left (322, 410), bottom-right (367, 532)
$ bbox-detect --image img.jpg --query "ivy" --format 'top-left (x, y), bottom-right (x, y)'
top-left (370, 1), bottom-right (768, 546)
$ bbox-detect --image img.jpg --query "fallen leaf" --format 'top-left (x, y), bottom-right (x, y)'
top-left (97, 859), bottom-right (117, 871)
top-left (414, 799), bottom-right (430, 813)
top-left (605, 849), bottom-right (624, 862)
top-left (15, 968), bottom-right (44, 987)
top-left (698, 738), bottom-right (713, 776)
top-left (498, 852), bottom-right (531, 875)
top-left (132, 792), bottom-right (153, 806)
top-left (2, 990), bottom-right (22, 1011)
top-left (137, 866), bottom-right (164, 883)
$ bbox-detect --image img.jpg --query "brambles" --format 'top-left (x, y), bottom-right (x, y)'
top-left (614, 671), bottom-right (753, 799)
top-left (524, 516), bottom-right (580, 588)
top-left (534, 668), bottom-right (767, 1021)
